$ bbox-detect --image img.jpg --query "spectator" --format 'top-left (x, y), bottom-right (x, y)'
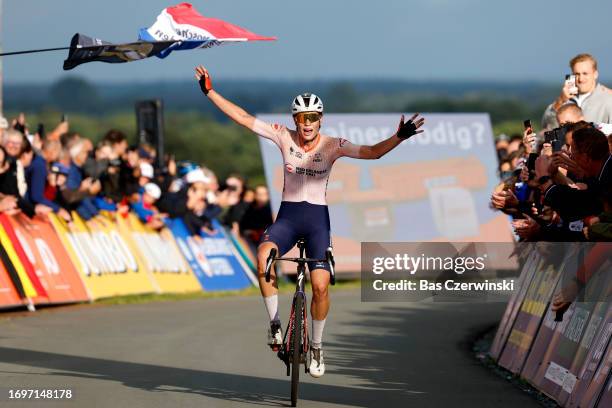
top-left (103, 130), bottom-right (128, 158)
top-left (556, 104), bottom-right (585, 126)
top-left (65, 140), bottom-right (100, 220)
top-left (120, 145), bottom-right (140, 198)
top-left (132, 183), bottom-right (165, 230)
top-left (544, 54), bottom-right (612, 126)
top-left (240, 185), bottom-right (273, 248)
top-left (536, 126), bottom-right (610, 227)
top-left (506, 134), bottom-right (523, 154)
top-left (3, 127), bottom-right (23, 159)
top-left (583, 185), bottom-right (612, 241)
top-left (44, 162), bottom-right (72, 221)
top-left (496, 134), bottom-right (509, 162)
top-left (0, 146), bottom-right (18, 214)
top-left (41, 139), bottom-right (62, 164)
top-left (221, 175), bottom-right (250, 233)
top-left (23, 136), bottom-right (71, 221)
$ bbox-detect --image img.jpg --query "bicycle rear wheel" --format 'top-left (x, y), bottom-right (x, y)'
top-left (291, 294), bottom-right (303, 407)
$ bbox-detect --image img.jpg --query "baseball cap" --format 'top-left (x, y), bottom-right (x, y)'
top-left (144, 183), bottom-right (161, 200)
top-left (140, 162), bottom-right (154, 179)
top-left (50, 162), bottom-right (70, 176)
top-left (185, 168), bottom-right (210, 184)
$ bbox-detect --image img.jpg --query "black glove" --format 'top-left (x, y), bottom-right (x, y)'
top-left (396, 118), bottom-right (418, 140)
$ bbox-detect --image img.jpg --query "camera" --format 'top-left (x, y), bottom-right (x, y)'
top-left (544, 124), bottom-right (569, 152)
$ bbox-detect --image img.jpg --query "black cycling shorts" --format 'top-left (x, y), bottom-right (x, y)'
top-left (261, 201), bottom-right (332, 272)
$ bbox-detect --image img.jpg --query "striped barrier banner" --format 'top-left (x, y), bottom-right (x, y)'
top-left (0, 213), bottom-right (48, 304)
top-left (0, 252), bottom-right (24, 309)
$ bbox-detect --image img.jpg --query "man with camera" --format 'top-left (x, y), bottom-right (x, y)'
top-left (536, 125), bottom-right (611, 229)
top-left (543, 54), bottom-right (612, 128)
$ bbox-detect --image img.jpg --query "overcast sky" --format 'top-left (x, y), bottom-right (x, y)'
top-left (2, 0), bottom-right (612, 84)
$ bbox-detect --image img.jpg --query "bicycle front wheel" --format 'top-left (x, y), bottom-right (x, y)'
top-left (291, 294), bottom-right (303, 407)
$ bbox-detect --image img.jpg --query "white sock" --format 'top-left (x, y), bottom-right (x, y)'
top-left (312, 318), bottom-right (326, 349)
top-left (263, 295), bottom-right (280, 324)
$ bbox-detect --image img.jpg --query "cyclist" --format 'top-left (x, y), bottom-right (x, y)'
top-left (195, 65), bottom-right (425, 378)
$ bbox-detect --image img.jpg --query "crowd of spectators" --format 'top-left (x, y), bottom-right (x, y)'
top-left (0, 113), bottom-right (273, 249)
top-left (491, 53), bottom-right (612, 242)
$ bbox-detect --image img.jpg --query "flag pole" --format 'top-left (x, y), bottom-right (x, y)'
top-left (0, 47), bottom-right (72, 57)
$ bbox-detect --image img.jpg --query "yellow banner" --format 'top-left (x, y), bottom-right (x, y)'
top-left (48, 212), bottom-right (157, 300)
top-left (115, 213), bottom-right (201, 293)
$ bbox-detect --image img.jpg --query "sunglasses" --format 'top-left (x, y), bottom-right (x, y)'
top-left (295, 112), bottom-right (321, 124)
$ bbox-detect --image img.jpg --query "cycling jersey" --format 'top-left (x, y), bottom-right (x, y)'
top-left (253, 119), bottom-right (361, 205)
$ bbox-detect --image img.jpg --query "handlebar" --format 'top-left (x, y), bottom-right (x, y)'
top-left (264, 247), bottom-right (336, 285)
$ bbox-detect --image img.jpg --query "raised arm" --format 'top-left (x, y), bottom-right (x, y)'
top-left (344, 114), bottom-right (425, 159)
top-left (195, 65), bottom-right (256, 129)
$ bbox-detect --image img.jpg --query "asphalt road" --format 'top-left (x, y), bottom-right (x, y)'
top-left (0, 289), bottom-right (540, 408)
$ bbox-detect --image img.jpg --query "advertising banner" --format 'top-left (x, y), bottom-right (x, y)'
top-left (165, 218), bottom-right (256, 291)
top-left (489, 248), bottom-right (540, 360)
top-left (497, 248), bottom-right (565, 373)
top-left (6, 213), bottom-right (90, 304)
top-left (530, 259), bottom-right (612, 402)
top-left (258, 113), bottom-right (513, 273)
top-left (48, 213), bottom-right (157, 299)
top-left (0, 255), bottom-right (24, 309)
top-left (576, 340), bottom-right (611, 408)
top-left (0, 213), bottom-right (47, 302)
top-left (115, 213), bottom-right (201, 293)
top-left (565, 304), bottom-right (612, 407)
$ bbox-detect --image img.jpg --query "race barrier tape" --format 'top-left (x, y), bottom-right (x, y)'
top-left (0, 211), bottom-right (258, 309)
top-left (490, 243), bottom-right (611, 408)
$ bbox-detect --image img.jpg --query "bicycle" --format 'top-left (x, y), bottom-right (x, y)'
top-left (264, 238), bottom-right (336, 407)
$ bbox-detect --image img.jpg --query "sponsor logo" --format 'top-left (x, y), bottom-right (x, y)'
top-left (272, 123), bottom-right (282, 131)
top-left (313, 153), bottom-right (322, 163)
top-left (294, 166), bottom-right (327, 177)
top-left (289, 146), bottom-right (302, 159)
top-left (285, 163), bottom-right (295, 173)
top-left (339, 138), bottom-right (349, 147)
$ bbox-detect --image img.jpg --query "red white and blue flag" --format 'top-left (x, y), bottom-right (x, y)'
top-left (63, 3), bottom-right (275, 70)
top-left (139, 3), bottom-right (276, 58)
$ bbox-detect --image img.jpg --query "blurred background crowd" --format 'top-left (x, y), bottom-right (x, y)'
top-left (0, 113), bottom-right (273, 251)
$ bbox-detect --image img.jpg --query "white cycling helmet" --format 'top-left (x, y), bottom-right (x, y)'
top-left (291, 93), bottom-right (324, 115)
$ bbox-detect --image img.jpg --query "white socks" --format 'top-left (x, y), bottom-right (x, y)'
top-left (263, 295), bottom-right (280, 324)
top-left (311, 318), bottom-right (326, 349)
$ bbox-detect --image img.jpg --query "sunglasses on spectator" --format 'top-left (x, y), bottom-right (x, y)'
top-left (294, 112), bottom-right (321, 124)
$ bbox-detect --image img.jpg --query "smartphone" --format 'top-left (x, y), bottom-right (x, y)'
top-left (61, 114), bottom-right (68, 122)
top-left (523, 119), bottom-right (536, 152)
top-left (527, 153), bottom-right (537, 178)
top-left (565, 74), bottom-right (578, 95)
